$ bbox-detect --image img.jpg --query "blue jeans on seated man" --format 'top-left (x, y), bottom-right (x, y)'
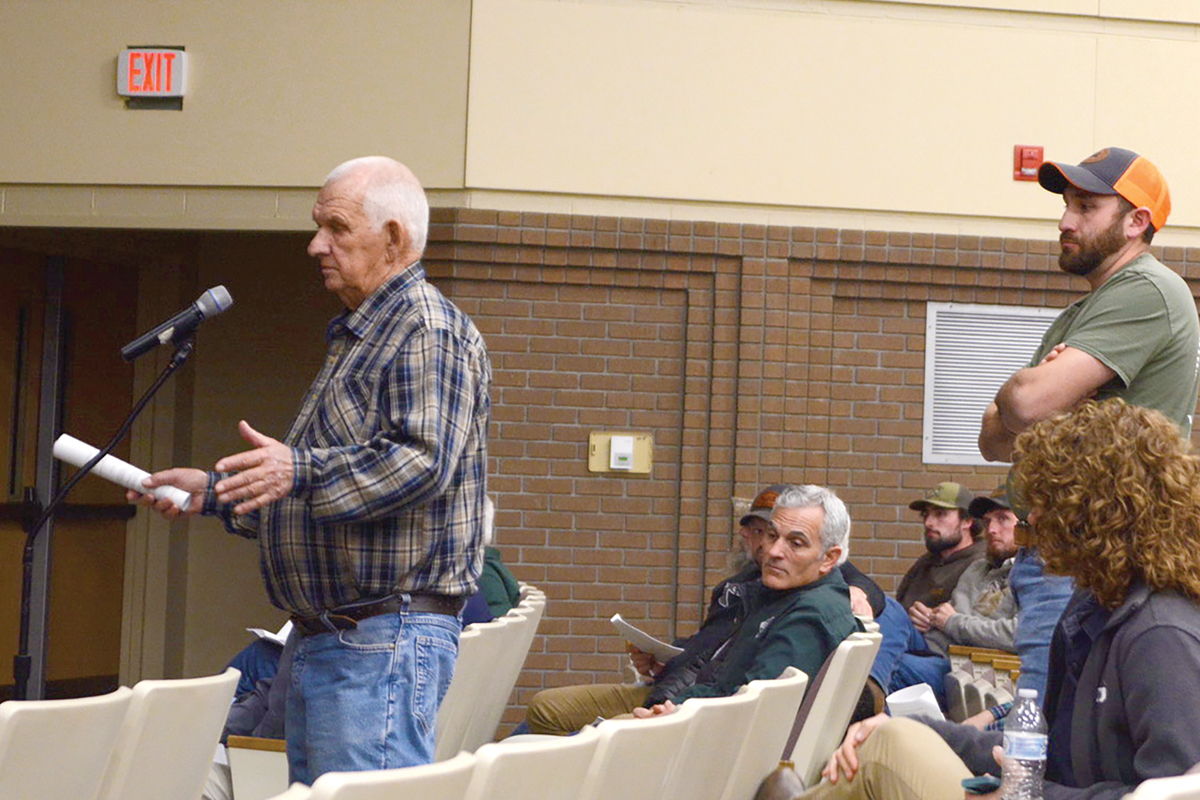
top-left (226, 638), bottom-right (284, 698)
top-left (285, 604), bottom-right (461, 785)
top-left (870, 596), bottom-right (950, 708)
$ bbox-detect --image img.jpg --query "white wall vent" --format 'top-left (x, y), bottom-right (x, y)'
top-left (923, 302), bottom-right (1060, 465)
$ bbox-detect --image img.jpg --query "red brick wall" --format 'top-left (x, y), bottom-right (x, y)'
top-left (425, 208), bottom-right (1200, 732)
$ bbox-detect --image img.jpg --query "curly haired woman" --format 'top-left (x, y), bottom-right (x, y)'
top-left (786, 399), bottom-right (1200, 800)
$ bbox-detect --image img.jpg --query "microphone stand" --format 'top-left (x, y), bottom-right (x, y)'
top-left (14, 337), bottom-right (195, 700)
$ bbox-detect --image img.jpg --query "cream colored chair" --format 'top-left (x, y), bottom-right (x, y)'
top-left (519, 582), bottom-right (545, 602)
top-left (963, 675), bottom-right (993, 718)
top-left (576, 701), bottom-right (699, 800)
top-left (1127, 774), bottom-right (1200, 799)
top-left (302, 750), bottom-right (476, 799)
top-left (228, 734), bottom-right (290, 800)
top-left (263, 784), bottom-right (313, 800)
top-left (0, 686), bottom-right (132, 800)
top-left (787, 631), bottom-right (883, 789)
top-left (982, 684), bottom-right (1013, 713)
top-left (462, 724), bottom-right (600, 800)
top-left (434, 615), bottom-right (515, 760)
top-left (719, 667), bottom-right (809, 800)
top-left (943, 664), bottom-right (974, 723)
top-left (95, 667), bottom-right (241, 800)
top-left (662, 685), bottom-right (764, 800)
top-left (459, 597), bottom-right (544, 750)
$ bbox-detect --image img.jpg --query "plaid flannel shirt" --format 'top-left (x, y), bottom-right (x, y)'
top-left (205, 263), bottom-right (491, 616)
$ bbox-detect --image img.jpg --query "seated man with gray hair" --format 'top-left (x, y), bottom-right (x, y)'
top-left (526, 484), bottom-right (860, 732)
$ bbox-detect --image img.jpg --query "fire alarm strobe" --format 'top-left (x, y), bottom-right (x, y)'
top-left (1013, 145), bottom-right (1044, 181)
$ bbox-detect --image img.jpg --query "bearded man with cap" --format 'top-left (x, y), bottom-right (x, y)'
top-left (917, 488), bottom-right (1021, 654)
top-left (980, 146), bottom-right (1200, 462)
top-left (864, 483), bottom-right (985, 705)
top-left (895, 482), bottom-right (985, 614)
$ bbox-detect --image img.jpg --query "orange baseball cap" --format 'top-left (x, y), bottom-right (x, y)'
top-left (1038, 147), bottom-right (1171, 231)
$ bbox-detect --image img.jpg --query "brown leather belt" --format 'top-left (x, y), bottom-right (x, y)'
top-left (290, 594), bottom-right (465, 637)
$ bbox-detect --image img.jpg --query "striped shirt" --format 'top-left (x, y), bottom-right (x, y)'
top-left (205, 263), bottom-right (491, 616)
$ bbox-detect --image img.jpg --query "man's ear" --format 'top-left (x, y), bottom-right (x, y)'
top-left (818, 545), bottom-right (842, 576)
top-left (384, 219), bottom-right (406, 263)
top-left (1126, 206), bottom-right (1153, 240)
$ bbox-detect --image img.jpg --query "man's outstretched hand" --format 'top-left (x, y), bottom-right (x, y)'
top-left (213, 420), bottom-right (295, 515)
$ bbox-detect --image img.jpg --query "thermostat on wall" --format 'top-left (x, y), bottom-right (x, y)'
top-left (588, 431), bottom-right (653, 474)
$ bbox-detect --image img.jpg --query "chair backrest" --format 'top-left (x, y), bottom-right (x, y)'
top-left (718, 667), bottom-right (809, 800)
top-left (462, 724), bottom-right (601, 800)
top-left (943, 666), bottom-right (973, 723)
top-left (786, 632), bottom-right (883, 788)
top-left (1127, 774), bottom-right (1200, 800)
top-left (0, 686), bottom-right (132, 800)
top-left (262, 784), bottom-right (314, 800)
top-left (435, 615), bottom-right (515, 760)
top-left (661, 686), bottom-right (764, 800)
top-left (519, 583), bottom-right (545, 602)
top-left (307, 750), bottom-right (476, 800)
top-left (459, 595), bottom-right (547, 750)
top-left (576, 702), bottom-right (698, 800)
top-left (95, 667), bottom-right (241, 800)
top-left (461, 611), bottom-right (529, 749)
top-left (227, 734), bottom-right (290, 800)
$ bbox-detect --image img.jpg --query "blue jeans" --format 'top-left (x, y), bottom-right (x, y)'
top-left (285, 603), bottom-right (461, 785)
top-left (871, 596), bottom-right (950, 707)
top-left (1010, 547), bottom-right (1073, 701)
top-left (226, 638), bottom-right (283, 697)
top-left (870, 597), bottom-right (919, 690)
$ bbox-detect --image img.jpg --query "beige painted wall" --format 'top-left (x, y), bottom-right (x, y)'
top-left (3, 0), bottom-right (1200, 240)
top-left (0, 0), bottom-right (470, 188)
top-left (465, 0), bottom-right (1200, 234)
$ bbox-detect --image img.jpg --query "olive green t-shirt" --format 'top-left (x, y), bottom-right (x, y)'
top-left (1031, 253), bottom-right (1200, 435)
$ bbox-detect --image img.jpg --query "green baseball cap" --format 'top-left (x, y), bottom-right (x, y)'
top-left (1003, 470), bottom-right (1030, 525)
top-left (909, 482), bottom-right (974, 511)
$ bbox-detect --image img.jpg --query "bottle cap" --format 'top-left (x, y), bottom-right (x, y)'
top-left (1018, 687), bottom-right (1038, 699)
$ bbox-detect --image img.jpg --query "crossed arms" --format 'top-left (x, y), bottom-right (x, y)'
top-left (978, 345), bottom-right (1115, 462)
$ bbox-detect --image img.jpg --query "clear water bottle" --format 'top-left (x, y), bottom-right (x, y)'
top-left (1000, 687), bottom-right (1048, 800)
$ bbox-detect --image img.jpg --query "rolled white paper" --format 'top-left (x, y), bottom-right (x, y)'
top-left (53, 433), bottom-right (191, 511)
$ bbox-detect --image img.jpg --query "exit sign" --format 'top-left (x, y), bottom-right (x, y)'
top-left (117, 48), bottom-right (187, 97)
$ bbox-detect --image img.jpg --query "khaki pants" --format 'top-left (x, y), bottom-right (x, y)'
top-left (798, 718), bottom-right (973, 800)
top-left (526, 684), bottom-right (653, 735)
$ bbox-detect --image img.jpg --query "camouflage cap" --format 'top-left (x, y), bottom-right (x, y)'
top-left (908, 482), bottom-right (974, 512)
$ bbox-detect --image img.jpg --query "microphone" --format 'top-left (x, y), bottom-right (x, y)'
top-left (120, 286), bottom-right (233, 361)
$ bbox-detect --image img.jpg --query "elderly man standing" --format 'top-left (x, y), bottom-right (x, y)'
top-left (132, 156), bottom-right (491, 783)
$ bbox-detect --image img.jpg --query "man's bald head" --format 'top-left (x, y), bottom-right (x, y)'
top-left (323, 156), bottom-right (429, 259)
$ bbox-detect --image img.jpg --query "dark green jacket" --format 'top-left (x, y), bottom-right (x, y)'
top-left (478, 547), bottom-right (521, 617)
top-left (670, 568), bottom-right (858, 703)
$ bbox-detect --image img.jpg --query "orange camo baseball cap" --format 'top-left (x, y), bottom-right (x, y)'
top-left (740, 484), bottom-right (791, 525)
top-left (1038, 147), bottom-right (1171, 231)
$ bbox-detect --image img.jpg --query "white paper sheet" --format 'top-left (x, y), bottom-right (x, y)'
top-left (610, 613), bottom-right (683, 662)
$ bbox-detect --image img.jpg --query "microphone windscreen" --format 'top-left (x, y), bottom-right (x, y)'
top-left (197, 285), bottom-right (234, 319)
